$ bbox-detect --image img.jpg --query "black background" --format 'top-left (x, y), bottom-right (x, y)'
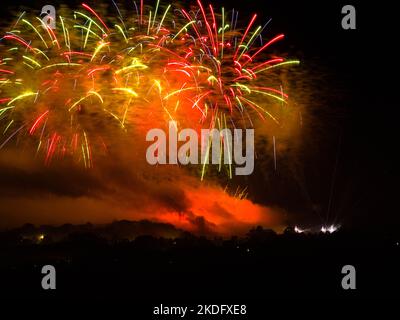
top-left (0, 0), bottom-right (398, 304)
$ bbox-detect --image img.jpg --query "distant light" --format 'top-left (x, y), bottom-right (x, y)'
top-left (294, 226), bottom-right (304, 234)
top-left (321, 225), bottom-right (339, 234)
top-left (38, 234), bottom-right (45, 241)
top-left (328, 225), bottom-right (338, 233)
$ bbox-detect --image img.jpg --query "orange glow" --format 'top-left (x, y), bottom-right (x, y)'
top-left (154, 185), bottom-right (284, 235)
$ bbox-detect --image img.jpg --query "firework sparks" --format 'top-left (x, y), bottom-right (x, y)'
top-left (0, 0), bottom-right (300, 177)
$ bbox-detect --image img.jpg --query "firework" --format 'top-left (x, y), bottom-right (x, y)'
top-left (0, 0), bottom-right (299, 176)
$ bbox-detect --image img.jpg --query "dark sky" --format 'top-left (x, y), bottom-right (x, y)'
top-left (0, 0), bottom-right (398, 234)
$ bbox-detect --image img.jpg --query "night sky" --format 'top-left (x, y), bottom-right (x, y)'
top-left (0, 0), bottom-right (397, 235)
